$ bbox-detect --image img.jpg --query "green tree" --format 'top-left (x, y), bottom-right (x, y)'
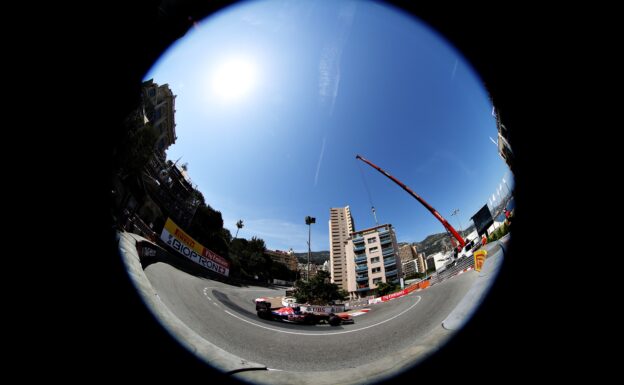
top-left (235, 219), bottom-right (244, 239)
top-left (375, 281), bottom-right (398, 296)
top-left (270, 261), bottom-right (297, 282)
top-left (293, 271), bottom-right (342, 305)
top-left (488, 222), bottom-right (510, 243)
top-left (188, 203), bottom-right (229, 257)
top-left (228, 236), bottom-right (269, 279)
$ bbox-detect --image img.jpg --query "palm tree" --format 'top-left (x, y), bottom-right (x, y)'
top-left (235, 219), bottom-right (244, 238)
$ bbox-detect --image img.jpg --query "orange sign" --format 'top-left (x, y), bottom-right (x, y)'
top-left (474, 250), bottom-right (487, 272)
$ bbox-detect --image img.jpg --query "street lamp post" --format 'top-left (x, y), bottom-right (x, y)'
top-left (305, 216), bottom-right (316, 281)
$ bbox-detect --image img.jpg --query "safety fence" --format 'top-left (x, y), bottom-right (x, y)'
top-left (428, 255), bottom-right (475, 286)
top-left (125, 214), bottom-right (159, 242)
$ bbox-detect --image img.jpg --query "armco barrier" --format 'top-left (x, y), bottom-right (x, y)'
top-left (361, 257), bottom-right (475, 307)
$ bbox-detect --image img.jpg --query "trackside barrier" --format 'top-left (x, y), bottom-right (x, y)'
top-left (378, 279), bottom-right (431, 302)
top-left (366, 272), bottom-right (439, 305)
top-left (429, 255), bottom-right (475, 285)
top-left (381, 289), bottom-right (408, 302)
top-left (405, 284), bottom-right (419, 294)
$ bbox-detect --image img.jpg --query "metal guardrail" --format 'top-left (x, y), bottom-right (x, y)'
top-left (125, 214), bottom-right (158, 242)
top-left (428, 254), bottom-right (475, 285)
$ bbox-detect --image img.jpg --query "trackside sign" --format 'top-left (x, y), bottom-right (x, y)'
top-left (161, 218), bottom-right (230, 277)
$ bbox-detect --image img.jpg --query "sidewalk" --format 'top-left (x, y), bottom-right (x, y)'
top-left (441, 243), bottom-right (504, 331)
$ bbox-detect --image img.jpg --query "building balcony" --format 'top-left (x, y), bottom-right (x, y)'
top-left (356, 275), bottom-right (368, 282)
top-left (354, 255), bottom-right (367, 264)
top-left (380, 237), bottom-right (392, 245)
top-left (354, 244), bottom-right (366, 252)
top-left (385, 268), bottom-right (398, 277)
top-left (382, 247), bottom-right (395, 257)
top-left (353, 235), bottom-right (364, 244)
top-left (378, 228), bottom-right (390, 236)
top-left (356, 286), bottom-right (369, 292)
top-left (355, 264), bottom-right (368, 272)
top-left (383, 257), bottom-right (396, 267)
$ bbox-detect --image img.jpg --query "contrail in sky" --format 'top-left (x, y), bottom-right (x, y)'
top-left (314, 136), bottom-right (327, 186)
top-left (318, 1), bottom-right (357, 116)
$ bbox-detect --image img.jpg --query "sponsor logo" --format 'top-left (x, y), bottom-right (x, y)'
top-left (161, 218), bottom-right (229, 277)
top-left (174, 228), bottom-right (195, 248)
top-left (382, 289), bottom-right (408, 302)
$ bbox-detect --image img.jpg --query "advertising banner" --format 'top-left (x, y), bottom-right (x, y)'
top-left (381, 289), bottom-right (408, 302)
top-left (161, 218), bottom-right (230, 277)
top-left (300, 304), bottom-right (346, 314)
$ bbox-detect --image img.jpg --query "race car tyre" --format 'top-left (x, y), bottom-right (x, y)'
top-left (329, 315), bottom-right (341, 326)
top-left (257, 310), bottom-right (270, 320)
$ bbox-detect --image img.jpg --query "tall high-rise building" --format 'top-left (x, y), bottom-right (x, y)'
top-left (345, 224), bottom-right (402, 298)
top-left (328, 206), bottom-right (354, 290)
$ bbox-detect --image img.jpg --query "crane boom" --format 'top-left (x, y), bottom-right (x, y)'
top-left (356, 154), bottom-right (466, 249)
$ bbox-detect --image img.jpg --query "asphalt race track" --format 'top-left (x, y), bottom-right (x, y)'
top-left (143, 257), bottom-right (477, 372)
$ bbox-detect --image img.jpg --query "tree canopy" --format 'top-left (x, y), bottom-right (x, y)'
top-left (375, 281), bottom-right (399, 296)
top-left (293, 271), bottom-right (343, 305)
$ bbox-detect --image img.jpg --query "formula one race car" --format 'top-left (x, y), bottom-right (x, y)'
top-left (255, 299), bottom-right (354, 326)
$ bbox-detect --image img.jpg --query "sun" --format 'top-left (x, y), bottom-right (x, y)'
top-left (211, 57), bottom-right (257, 102)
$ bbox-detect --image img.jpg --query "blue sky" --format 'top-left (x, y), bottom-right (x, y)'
top-left (144, 0), bottom-right (513, 253)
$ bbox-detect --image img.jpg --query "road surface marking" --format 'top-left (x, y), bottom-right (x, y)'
top-left (223, 296), bottom-right (421, 336)
top-left (350, 309), bottom-right (371, 317)
top-left (203, 286), bottom-right (280, 292)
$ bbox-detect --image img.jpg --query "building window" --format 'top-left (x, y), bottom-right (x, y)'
top-left (370, 257), bottom-right (380, 263)
top-left (367, 238), bottom-right (377, 244)
top-left (372, 267), bottom-right (381, 273)
top-left (369, 246), bottom-right (378, 253)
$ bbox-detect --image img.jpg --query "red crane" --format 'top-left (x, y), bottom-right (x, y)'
top-left (356, 154), bottom-right (466, 249)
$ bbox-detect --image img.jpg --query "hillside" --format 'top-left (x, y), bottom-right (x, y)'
top-left (294, 251), bottom-right (330, 265)
top-left (412, 225), bottom-right (475, 256)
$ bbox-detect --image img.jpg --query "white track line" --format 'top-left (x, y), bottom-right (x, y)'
top-left (203, 286), bottom-right (278, 292)
top-left (222, 296), bottom-right (421, 336)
